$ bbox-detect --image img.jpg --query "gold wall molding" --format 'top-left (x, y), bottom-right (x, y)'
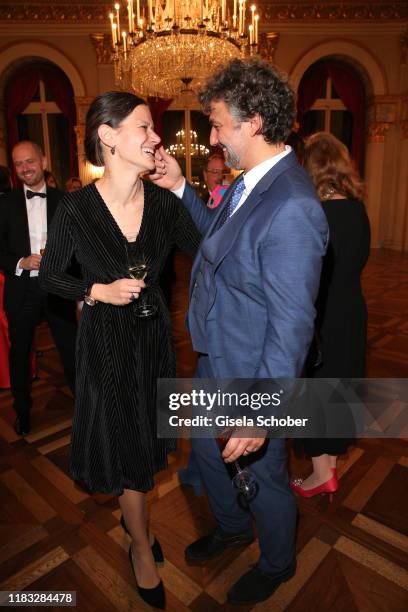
top-left (261, 2), bottom-right (407, 22)
top-left (0, 2), bottom-right (406, 24)
top-left (74, 97), bottom-right (94, 125)
top-left (367, 121), bottom-right (391, 143)
top-left (367, 96), bottom-right (399, 125)
top-left (90, 33), bottom-right (113, 65)
top-left (74, 124), bottom-right (84, 147)
top-left (258, 32), bottom-right (280, 64)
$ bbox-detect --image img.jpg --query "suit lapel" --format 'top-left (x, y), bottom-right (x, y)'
top-left (205, 152), bottom-right (299, 270)
top-left (14, 190), bottom-right (31, 253)
top-left (189, 152), bottom-right (299, 295)
top-left (189, 177), bottom-right (239, 297)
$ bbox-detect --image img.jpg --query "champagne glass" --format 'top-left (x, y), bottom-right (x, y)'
top-left (216, 433), bottom-right (259, 509)
top-left (127, 250), bottom-right (158, 318)
top-left (40, 231), bottom-right (47, 256)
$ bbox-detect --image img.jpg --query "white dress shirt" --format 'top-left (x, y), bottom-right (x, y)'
top-left (172, 146), bottom-right (292, 216)
top-left (15, 184), bottom-right (47, 278)
top-left (230, 145), bottom-right (292, 216)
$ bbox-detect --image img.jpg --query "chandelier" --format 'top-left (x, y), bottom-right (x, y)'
top-left (108, 1), bottom-right (260, 97)
top-left (165, 129), bottom-right (210, 157)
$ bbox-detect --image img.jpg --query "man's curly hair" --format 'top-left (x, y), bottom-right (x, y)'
top-left (198, 58), bottom-right (295, 144)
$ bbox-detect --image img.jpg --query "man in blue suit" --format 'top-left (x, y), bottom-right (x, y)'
top-left (153, 58), bottom-right (328, 604)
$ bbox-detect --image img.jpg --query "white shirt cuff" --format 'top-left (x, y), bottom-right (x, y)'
top-left (15, 258), bottom-right (24, 276)
top-left (171, 178), bottom-right (186, 199)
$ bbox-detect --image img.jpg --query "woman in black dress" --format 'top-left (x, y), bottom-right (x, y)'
top-left (40, 92), bottom-right (200, 608)
top-left (291, 132), bottom-right (370, 499)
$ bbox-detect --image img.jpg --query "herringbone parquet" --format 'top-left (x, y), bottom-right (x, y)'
top-left (0, 248), bottom-right (407, 611)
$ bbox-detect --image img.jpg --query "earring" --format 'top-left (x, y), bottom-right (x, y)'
top-left (110, 146), bottom-right (116, 155)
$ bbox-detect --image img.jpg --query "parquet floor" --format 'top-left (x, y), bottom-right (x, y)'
top-left (0, 248), bottom-right (407, 611)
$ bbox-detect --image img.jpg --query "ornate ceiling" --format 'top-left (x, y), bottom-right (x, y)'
top-left (0, 1), bottom-right (406, 24)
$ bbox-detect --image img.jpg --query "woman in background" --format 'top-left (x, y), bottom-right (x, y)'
top-left (44, 169), bottom-right (59, 189)
top-left (291, 132), bottom-right (370, 498)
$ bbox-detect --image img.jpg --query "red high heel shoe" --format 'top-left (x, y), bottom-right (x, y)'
top-left (290, 474), bottom-right (338, 502)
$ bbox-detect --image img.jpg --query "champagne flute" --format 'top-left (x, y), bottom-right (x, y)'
top-left (127, 250), bottom-right (158, 318)
top-left (216, 433), bottom-right (259, 508)
top-left (40, 231), bottom-right (47, 256)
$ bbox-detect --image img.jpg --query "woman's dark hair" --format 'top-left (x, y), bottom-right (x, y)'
top-left (0, 165), bottom-right (12, 193)
top-left (85, 91), bottom-right (146, 166)
top-left (44, 169), bottom-right (59, 189)
top-left (198, 58), bottom-right (295, 144)
top-left (304, 132), bottom-right (365, 201)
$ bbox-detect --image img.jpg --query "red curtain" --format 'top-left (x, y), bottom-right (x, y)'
top-left (297, 60), bottom-right (365, 172)
top-left (6, 63), bottom-right (78, 181)
top-left (148, 97), bottom-right (173, 144)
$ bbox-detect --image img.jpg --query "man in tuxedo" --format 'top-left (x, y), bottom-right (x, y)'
top-left (0, 141), bottom-right (77, 436)
top-left (153, 58), bottom-right (328, 604)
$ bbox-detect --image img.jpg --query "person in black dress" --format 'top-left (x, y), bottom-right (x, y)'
top-left (291, 131), bottom-right (370, 499)
top-left (39, 92), bottom-right (200, 609)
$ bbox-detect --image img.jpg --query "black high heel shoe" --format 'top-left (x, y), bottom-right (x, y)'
top-left (128, 545), bottom-right (166, 610)
top-left (120, 516), bottom-right (164, 564)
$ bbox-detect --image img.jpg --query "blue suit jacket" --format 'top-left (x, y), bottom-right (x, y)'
top-left (182, 151), bottom-right (328, 379)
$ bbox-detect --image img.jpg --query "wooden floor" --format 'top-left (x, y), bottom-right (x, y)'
top-left (0, 248), bottom-right (407, 611)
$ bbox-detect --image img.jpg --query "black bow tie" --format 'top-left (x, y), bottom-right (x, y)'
top-left (26, 190), bottom-right (46, 199)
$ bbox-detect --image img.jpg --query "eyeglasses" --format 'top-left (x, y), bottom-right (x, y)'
top-left (206, 169), bottom-right (224, 175)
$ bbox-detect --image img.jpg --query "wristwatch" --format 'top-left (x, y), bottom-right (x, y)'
top-left (84, 284), bottom-right (98, 306)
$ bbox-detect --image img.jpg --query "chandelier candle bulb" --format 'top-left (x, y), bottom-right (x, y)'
top-left (136, 0), bottom-right (140, 25)
top-left (127, 0), bottom-right (133, 32)
top-left (222, 0), bottom-right (226, 23)
top-left (122, 30), bottom-right (127, 55)
top-left (109, 12), bottom-right (115, 45)
top-left (251, 4), bottom-right (255, 29)
top-left (255, 13), bottom-right (259, 44)
top-left (148, 0), bottom-right (153, 26)
top-left (112, 22), bottom-right (118, 45)
top-left (115, 3), bottom-right (120, 34)
top-left (249, 23), bottom-right (253, 45)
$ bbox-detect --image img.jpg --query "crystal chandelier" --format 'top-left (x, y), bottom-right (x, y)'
top-left (166, 129), bottom-right (210, 157)
top-left (109, 1), bottom-right (260, 97)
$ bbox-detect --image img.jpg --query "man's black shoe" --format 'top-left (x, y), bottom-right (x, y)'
top-left (227, 560), bottom-right (296, 604)
top-left (14, 416), bottom-right (31, 436)
top-left (185, 528), bottom-right (254, 563)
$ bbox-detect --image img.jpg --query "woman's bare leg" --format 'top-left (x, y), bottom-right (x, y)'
top-left (300, 454), bottom-right (333, 489)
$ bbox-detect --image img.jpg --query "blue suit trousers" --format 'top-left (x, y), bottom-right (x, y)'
top-left (192, 355), bottom-right (297, 573)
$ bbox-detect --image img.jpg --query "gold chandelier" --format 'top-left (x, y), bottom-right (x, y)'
top-left (166, 129), bottom-right (210, 157)
top-left (109, 1), bottom-right (260, 97)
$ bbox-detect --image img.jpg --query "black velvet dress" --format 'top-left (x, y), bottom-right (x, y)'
top-left (40, 181), bottom-right (200, 495)
top-left (301, 198), bottom-right (370, 457)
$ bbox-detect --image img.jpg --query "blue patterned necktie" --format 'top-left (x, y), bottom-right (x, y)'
top-left (218, 174), bottom-right (245, 228)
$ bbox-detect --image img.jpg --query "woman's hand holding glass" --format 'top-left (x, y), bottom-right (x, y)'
top-left (89, 278), bottom-right (145, 306)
